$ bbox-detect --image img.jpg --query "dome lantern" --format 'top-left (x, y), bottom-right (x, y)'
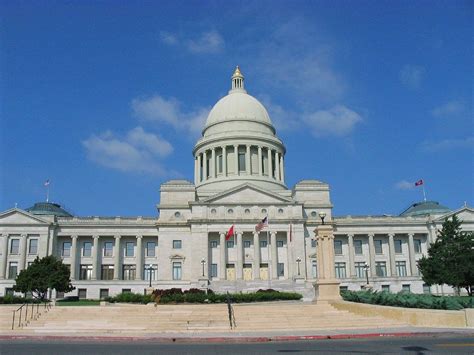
top-left (230, 66), bottom-right (246, 93)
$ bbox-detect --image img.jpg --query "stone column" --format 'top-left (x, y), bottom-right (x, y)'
top-left (0, 234), bottom-right (8, 279)
top-left (368, 233), bottom-right (376, 277)
top-left (203, 151), bottom-right (207, 181)
top-left (314, 224), bottom-right (341, 302)
top-left (388, 233), bottom-right (396, 277)
top-left (222, 146), bottom-right (227, 177)
top-left (245, 145), bottom-right (251, 175)
top-left (236, 232), bottom-right (243, 280)
top-left (270, 231), bottom-right (278, 279)
top-left (136, 235), bottom-right (143, 280)
top-left (407, 233), bottom-right (417, 276)
top-left (347, 234), bottom-right (355, 277)
top-left (267, 148), bottom-right (272, 178)
top-left (194, 157), bottom-right (198, 185)
top-left (280, 155), bottom-right (285, 183)
top-left (70, 235), bottom-right (78, 280)
top-left (275, 152), bottom-right (280, 180)
top-left (211, 148), bottom-right (216, 178)
top-left (197, 154), bottom-right (202, 183)
top-left (91, 235), bottom-right (99, 280)
top-left (113, 235), bottom-right (121, 280)
top-left (258, 146), bottom-right (263, 176)
top-left (234, 145), bottom-right (239, 175)
top-left (253, 231), bottom-right (260, 279)
top-left (18, 234), bottom-right (27, 272)
top-left (219, 232), bottom-right (226, 280)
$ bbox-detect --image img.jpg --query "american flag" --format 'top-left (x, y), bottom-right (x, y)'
top-left (415, 179), bottom-right (424, 186)
top-left (255, 216), bottom-right (268, 232)
top-left (44, 179), bottom-right (50, 186)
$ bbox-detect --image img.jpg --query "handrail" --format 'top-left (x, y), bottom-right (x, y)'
top-left (11, 300), bottom-right (52, 330)
top-left (226, 292), bottom-right (237, 329)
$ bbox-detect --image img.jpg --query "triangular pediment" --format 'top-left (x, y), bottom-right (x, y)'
top-left (434, 207), bottom-right (474, 223)
top-left (201, 183), bottom-right (293, 205)
top-left (0, 209), bottom-right (51, 225)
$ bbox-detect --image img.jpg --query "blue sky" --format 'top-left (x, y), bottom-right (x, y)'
top-left (1, 1), bottom-right (472, 217)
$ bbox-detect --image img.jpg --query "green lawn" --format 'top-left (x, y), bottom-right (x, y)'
top-left (56, 299), bottom-right (100, 306)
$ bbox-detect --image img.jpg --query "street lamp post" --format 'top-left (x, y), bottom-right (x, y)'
top-left (296, 257), bottom-right (302, 276)
top-left (318, 212), bottom-right (326, 225)
top-left (146, 264), bottom-right (153, 288)
top-left (201, 258), bottom-right (206, 277)
top-left (364, 263), bottom-right (370, 285)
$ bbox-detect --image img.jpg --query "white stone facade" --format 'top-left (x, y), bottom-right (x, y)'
top-left (1, 68), bottom-right (473, 300)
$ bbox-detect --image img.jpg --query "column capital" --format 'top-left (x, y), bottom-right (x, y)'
top-left (71, 235), bottom-right (78, 240)
top-left (93, 235), bottom-right (100, 240)
top-left (388, 233), bottom-right (395, 238)
top-left (20, 234), bottom-right (27, 238)
top-left (407, 233), bottom-right (415, 237)
top-left (114, 235), bottom-right (121, 240)
top-left (1, 234), bottom-right (8, 238)
top-left (368, 233), bottom-right (375, 238)
top-left (347, 233), bottom-right (354, 238)
top-left (136, 235), bottom-right (143, 240)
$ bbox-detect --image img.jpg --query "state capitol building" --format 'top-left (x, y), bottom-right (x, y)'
top-left (1, 68), bottom-right (472, 300)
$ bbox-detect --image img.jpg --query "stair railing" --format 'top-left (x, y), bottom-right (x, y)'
top-left (11, 300), bottom-right (52, 330)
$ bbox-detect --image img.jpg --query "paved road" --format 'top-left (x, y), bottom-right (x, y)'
top-left (1, 335), bottom-right (473, 354)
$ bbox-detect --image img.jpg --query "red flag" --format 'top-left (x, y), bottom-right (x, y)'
top-left (225, 225), bottom-right (234, 241)
top-left (415, 179), bottom-right (424, 186)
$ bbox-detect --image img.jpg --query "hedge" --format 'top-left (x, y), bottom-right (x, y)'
top-left (105, 292), bottom-right (152, 304)
top-left (341, 290), bottom-right (474, 310)
top-left (0, 295), bottom-right (43, 304)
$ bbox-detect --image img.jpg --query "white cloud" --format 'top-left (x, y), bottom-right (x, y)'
top-left (131, 94), bottom-right (209, 137)
top-left (431, 100), bottom-right (465, 117)
top-left (395, 180), bottom-right (415, 190)
top-left (399, 65), bottom-right (425, 89)
top-left (259, 95), bottom-right (300, 132)
top-left (420, 136), bottom-right (474, 152)
top-left (302, 105), bottom-right (363, 137)
top-left (82, 127), bottom-right (173, 176)
top-left (159, 30), bottom-right (224, 54)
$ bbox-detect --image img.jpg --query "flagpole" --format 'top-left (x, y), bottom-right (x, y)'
top-left (46, 184), bottom-right (49, 202)
top-left (267, 229), bottom-right (271, 289)
top-left (422, 185), bottom-right (427, 202)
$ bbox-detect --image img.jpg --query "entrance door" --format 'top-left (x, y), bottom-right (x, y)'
top-left (259, 263), bottom-right (269, 280)
top-left (243, 264), bottom-right (253, 281)
top-left (226, 264), bottom-right (235, 280)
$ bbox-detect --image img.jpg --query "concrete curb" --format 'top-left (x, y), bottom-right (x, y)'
top-left (0, 331), bottom-right (467, 343)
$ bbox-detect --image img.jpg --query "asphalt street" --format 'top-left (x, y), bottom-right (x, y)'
top-left (0, 334), bottom-right (473, 354)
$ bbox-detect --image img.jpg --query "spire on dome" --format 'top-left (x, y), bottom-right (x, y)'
top-left (230, 66), bottom-right (246, 93)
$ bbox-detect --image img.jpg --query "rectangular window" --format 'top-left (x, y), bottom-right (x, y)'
top-left (83, 242), bottom-right (92, 257)
top-left (374, 239), bottom-right (383, 254)
top-left (396, 261), bottom-right (407, 277)
top-left (10, 239), bottom-right (19, 254)
top-left (226, 240), bottom-right (234, 248)
top-left (381, 285), bottom-right (390, 292)
top-left (375, 262), bottom-right (387, 277)
top-left (101, 265), bottom-right (114, 280)
top-left (355, 262), bottom-right (366, 278)
top-left (340, 286), bottom-right (348, 292)
top-left (8, 262), bottom-right (18, 279)
top-left (277, 263), bottom-right (285, 276)
top-left (122, 289), bottom-right (132, 294)
top-left (210, 241), bottom-right (218, 248)
top-left (260, 240), bottom-right (267, 248)
top-left (311, 260), bottom-right (317, 278)
top-left (172, 240), bottom-right (182, 249)
top-left (62, 241), bottom-right (71, 257)
top-left (244, 240), bottom-right (251, 248)
top-left (334, 240), bottom-right (343, 255)
top-left (423, 284), bottom-right (431, 294)
top-left (104, 242), bottom-right (113, 257)
top-left (335, 262), bottom-right (346, 278)
top-left (217, 154), bottom-right (223, 174)
top-left (210, 263), bottom-right (218, 278)
top-left (80, 265), bottom-right (93, 280)
top-left (122, 265), bottom-right (136, 280)
top-left (78, 288), bottom-right (87, 299)
top-left (311, 239), bottom-right (317, 248)
top-left (125, 242), bottom-right (134, 257)
top-left (277, 240), bottom-right (284, 248)
top-left (238, 152), bottom-right (246, 172)
top-left (143, 264), bottom-right (157, 281)
top-left (354, 240), bottom-right (363, 255)
top-left (28, 239), bottom-right (38, 255)
top-left (402, 284), bottom-right (411, 293)
top-left (99, 289), bottom-right (109, 299)
top-left (414, 239), bottom-right (422, 254)
top-left (395, 239), bottom-right (402, 254)
top-left (146, 242), bottom-right (156, 257)
top-left (172, 262), bottom-right (182, 280)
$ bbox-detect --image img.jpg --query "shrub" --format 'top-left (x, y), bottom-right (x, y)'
top-left (106, 292), bottom-right (152, 304)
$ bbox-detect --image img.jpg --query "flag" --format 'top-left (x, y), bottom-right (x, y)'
top-left (44, 179), bottom-right (50, 186)
top-left (255, 216), bottom-right (268, 232)
top-left (225, 225), bottom-right (234, 241)
top-left (415, 179), bottom-right (424, 186)
top-left (289, 223), bottom-right (292, 242)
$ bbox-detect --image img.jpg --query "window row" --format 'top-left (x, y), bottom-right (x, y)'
top-left (76, 263), bottom-right (183, 281)
top-left (332, 261), bottom-right (411, 279)
top-left (60, 241), bottom-right (161, 257)
top-left (330, 238), bottom-right (423, 255)
top-left (8, 238), bottom-right (38, 255)
top-left (210, 240), bottom-right (286, 248)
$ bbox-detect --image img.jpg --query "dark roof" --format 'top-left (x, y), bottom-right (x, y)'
top-left (25, 202), bottom-right (73, 217)
top-left (399, 200), bottom-right (451, 217)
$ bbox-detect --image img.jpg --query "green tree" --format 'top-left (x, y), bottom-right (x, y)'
top-left (13, 255), bottom-right (75, 300)
top-left (418, 215), bottom-right (474, 296)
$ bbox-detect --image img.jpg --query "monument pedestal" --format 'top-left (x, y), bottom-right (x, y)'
top-left (314, 279), bottom-right (341, 302)
top-left (145, 287), bottom-right (154, 295)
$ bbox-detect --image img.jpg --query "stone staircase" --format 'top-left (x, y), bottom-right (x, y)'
top-left (1, 301), bottom-right (409, 335)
